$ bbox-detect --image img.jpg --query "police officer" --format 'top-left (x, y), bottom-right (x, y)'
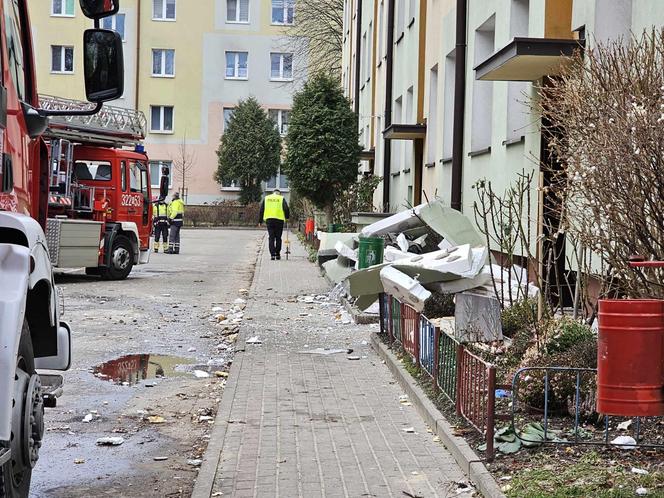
top-left (258, 188), bottom-right (290, 260)
top-left (152, 198), bottom-right (169, 253)
top-left (166, 192), bottom-right (185, 254)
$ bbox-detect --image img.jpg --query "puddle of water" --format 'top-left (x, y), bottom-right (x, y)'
top-left (92, 354), bottom-right (198, 386)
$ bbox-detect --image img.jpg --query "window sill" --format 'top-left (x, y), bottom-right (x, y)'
top-left (220, 187), bottom-right (242, 191)
top-left (468, 146), bottom-right (492, 158)
top-left (441, 157), bottom-right (453, 164)
top-left (226, 20), bottom-right (250, 24)
top-left (502, 135), bottom-right (525, 147)
top-left (271, 22), bottom-right (294, 26)
top-left (226, 77), bottom-right (249, 81)
top-left (50, 13), bottom-right (75, 18)
top-left (152, 17), bottom-right (177, 22)
top-left (270, 78), bottom-right (294, 83)
top-left (50, 71), bottom-right (74, 75)
top-left (408, 17), bottom-right (415, 29)
top-left (425, 162), bottom-right (436, 168)
top-left (150, 130), bottom-right (175, 135)
top-left (152, 74), bottom-right (175, 78)
top-left (395, 32), bottom-right (405, 45)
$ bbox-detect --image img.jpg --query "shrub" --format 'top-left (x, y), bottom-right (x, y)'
top-left (545, 318), bottom-right (595, 355)
top-left (422, 292), bottom-right (455, 318)
top-left (501, 298), bottom-right (537, 337)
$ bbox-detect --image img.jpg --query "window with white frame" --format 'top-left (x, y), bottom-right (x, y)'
top-left (427, 65), bottom-right (438, 164)
top-left (52, 0), bottom-right (75, 16)
top-left (271, 0), bottom-right (294, 25)
top-left (471, 15), bottom-right (495, 151)
top-left (227, 0), bottom-right (249, 23)
top-left (226, 51), bottom-right (248, 79)
top-left (268, 109), bottom-right (290, 135)
top-left (153, 0), bottom-right (176, 20)
top-left (150, 105), bottom-right (174, 132)
top-left (442, 51), bottom-right (455, 160)
top-left (152, 49), bottom-right (175, 76)
top-left (270, 53), bottom-right (293, 81)
top-left (149, 161), bottom-right (173, 188)
top-left (102, 14), bottom-right (126, 41)
top-left (265, 168), bottom-right (289, 190)
top-left (223, 107), bottom-right (235, 129)
top-left (51, 46), bottom-right (74, 73)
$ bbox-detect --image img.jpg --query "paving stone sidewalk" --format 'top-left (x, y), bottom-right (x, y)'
top-left (202, 233), bottom-right (469, 498)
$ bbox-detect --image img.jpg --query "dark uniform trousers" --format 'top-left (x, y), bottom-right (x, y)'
top-left (266, 218), bottom-right (285, 257)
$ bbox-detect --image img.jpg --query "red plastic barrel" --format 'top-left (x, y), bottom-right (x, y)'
top-left (597, 299), bottom-right (664, 416)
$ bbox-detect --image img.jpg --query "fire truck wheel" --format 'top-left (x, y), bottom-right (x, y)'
top-left (0, 321), bottom-right (41, 498)
top-left (102, 235), bottom-right (134, 280)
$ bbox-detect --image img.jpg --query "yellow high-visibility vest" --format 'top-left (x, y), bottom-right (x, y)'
top-left (263, 193), bottom-right (285, 221)
top-left (154, 203), bottom-right (168, 218)
top-left (169, 198), bottom-right (185, 220)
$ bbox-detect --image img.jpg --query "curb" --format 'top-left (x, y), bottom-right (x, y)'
top-left (191, 241), bottom-right (264, 498)
top-left (370, 333), bottom-right (506, 498)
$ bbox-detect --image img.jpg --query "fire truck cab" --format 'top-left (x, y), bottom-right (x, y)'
top-left (42, 96), bottom-right (159, 280)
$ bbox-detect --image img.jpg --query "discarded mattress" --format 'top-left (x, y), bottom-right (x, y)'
top-left (379, 266), bottom-right (431, 312)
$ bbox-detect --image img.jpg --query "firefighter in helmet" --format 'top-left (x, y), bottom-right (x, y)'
top-left (166, 192), bottom-right (185, 254)
top-left (152, 197), bottom-right (169, 253)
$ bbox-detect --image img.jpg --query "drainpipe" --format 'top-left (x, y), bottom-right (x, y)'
top-left (134, 0), bottom-right (141, 110)
top-left (382, 0), bottom-right (395, 212)
top-left (354, 0), bottom-right (363, 115)
top-left (450, 0), bottom-right (467, 212)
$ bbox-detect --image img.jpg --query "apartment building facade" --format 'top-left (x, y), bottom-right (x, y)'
top-left (343, 0), bottom-right (664, 219)
top-left (30, 0), bottom-right (301, 204)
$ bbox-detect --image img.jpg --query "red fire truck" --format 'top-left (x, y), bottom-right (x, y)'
top-left (0, 1), bottom-right (125, 495)
top-left (41, 95), bottom-right (159, 280)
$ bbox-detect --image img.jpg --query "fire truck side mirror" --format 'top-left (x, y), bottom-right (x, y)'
top-left (83, 29), bottom-right (125, 103)
top-left (79, 0), bottom-right (119, 19)
top-left (159, 172), bottom-right (170, 200)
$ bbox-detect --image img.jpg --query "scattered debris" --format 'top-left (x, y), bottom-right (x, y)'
top-left (82, 413), bottom-right (94, 423)
top-left (73, 458), bottom-right (85, 464)
top-left (153, 456), bottom-right (169, 461)
top-left (193, 370), bottom-right (210, 379)
top-left (96, 437), bottom-right (125, 446)
top-left (186, 459), bottom-right (203, 467)
top-left (610, 435), bottom-right (637, 449)
top-left (187, 347), bottom-right (196, 352)
top-left (246, 336), bottom-right (262, 345)
top-left (636, 488), bottom-right (648, 496)
top-left (632, 467), bottom-right (649, 475)
top-left (147, 416), bottom-right (165, 424)
top-left (402, 427), bottom-right (416, 433)
top-left (617, 419), bottom-right (633, 431)
top-left (199, 416), bottom-right (214, 423)
top-left (214, 371), bottom-right (229, 378)
top-left (299, 348), bottom-right (348, 355)
top-left (347, 356), bottom-right (361, 360)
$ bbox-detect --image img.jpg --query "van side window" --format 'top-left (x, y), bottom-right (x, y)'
top-left (4, 0), bottom-right (26, 100)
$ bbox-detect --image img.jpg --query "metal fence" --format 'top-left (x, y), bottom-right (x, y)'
top-left (379, 293), bottom-right (391, 337)
top-left (437, 330), bottom-right (459, 404)
top-left (511, 367), bottom-right (664, 449)
top-left (419, 315), bottom-right (436, 378)
top-left (456, 348), bottom-right (497, 459)
top-left (401, 303), bottom-right (419, 361)
top-left (380, 295), bottom-right (498, 461)
top-left (391, 296), bottom-right (402, 343)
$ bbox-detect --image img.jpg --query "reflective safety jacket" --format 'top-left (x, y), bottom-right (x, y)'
top-left (168, 198), bottom-right (185, 224)
top-left (262, 193), bottom-right (287, 221)
top-left (153, 202), bottom-right (169, 225)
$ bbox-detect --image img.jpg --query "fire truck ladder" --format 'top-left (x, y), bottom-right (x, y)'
top-left (40, 95), bottom-right (147, 210)
top-left (39, 94), bottom-right (147, 147)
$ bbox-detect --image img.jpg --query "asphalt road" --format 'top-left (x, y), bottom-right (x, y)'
top-left (30, 228), bottom-right (263, 498)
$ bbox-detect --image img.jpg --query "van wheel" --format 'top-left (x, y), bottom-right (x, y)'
top-left (101, 235), bottom-right (134, 280)
top-left (0, 321), bottom-right (42, 498)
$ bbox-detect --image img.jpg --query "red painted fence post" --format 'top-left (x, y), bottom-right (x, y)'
top-left (415, 312), bottom-right (421, 368)
top-left (486, 365), bottom-right (497, 462)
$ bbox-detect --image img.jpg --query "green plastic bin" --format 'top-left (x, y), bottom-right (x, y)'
top-left (358, 237), bottom-right (385, 269)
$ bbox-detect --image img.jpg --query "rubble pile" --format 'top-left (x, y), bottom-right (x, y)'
top-left (321, 200), bottom-right (540, 343)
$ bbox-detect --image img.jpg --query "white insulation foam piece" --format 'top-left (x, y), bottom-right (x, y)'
top-left (379, 266), bottom-right (431, 312)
